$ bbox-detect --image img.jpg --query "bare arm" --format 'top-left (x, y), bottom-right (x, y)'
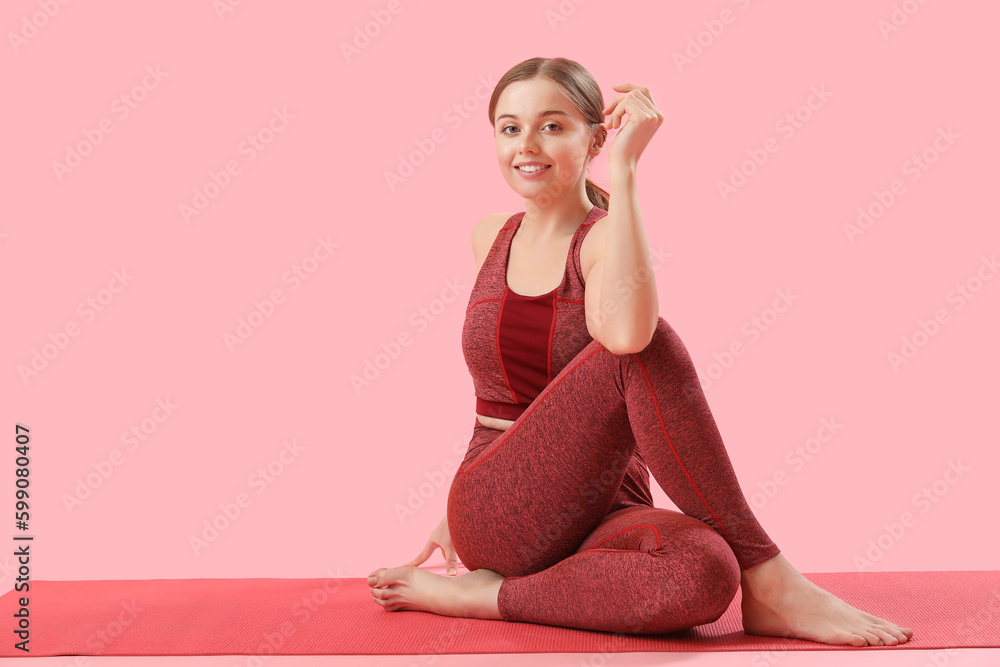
top-left (584, 170), bottom-right (659, 354)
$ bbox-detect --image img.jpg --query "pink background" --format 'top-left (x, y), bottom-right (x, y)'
top-left (1, 0), bottom-right (998, 664)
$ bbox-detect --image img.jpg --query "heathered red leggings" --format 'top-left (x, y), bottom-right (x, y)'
top-left (447, 316), bottom-right (781, 635)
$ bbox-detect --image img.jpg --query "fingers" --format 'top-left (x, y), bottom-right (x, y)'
top-left (602, 96), bottom-right (625, 129)
top-left (406, 542), bottom-right (434, 567)
top-left (602, 94), bottom-right (624, 116)
top-left (602, 86), bottom-right (663, 130)
top-left (604, 85), bottom-right (656, 110)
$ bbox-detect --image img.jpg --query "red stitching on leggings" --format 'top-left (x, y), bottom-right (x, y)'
top-left (632, 353), bottom-right (747, 570)
top-left (586, 523), bottom-right (662, 550)
top-left (458, 345), bottom-right (605, 476)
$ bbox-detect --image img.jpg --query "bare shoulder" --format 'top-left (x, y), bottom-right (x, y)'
top-left (472, 212), bottom-right (514, 271)
top-left (579, 212), bottom-right (608, 286)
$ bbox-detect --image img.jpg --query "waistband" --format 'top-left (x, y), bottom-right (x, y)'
top-left (476, 396), bottom-right (528, 421)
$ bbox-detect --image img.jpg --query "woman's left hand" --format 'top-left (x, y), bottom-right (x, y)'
top-left (601, 83), bottom-right (664, 173)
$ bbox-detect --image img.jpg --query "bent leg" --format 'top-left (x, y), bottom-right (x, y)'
top-left (498, 505), bottom-right (741, 634)
top-left (448, 315), bottom-right (778, 581)
top-left (449, 343), bottom-right (639, 577)
top-left (621, 317), bottom-right (780, 570)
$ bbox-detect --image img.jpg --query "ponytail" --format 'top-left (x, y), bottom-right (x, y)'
top-left (585, 178), bottom-right (609, 211)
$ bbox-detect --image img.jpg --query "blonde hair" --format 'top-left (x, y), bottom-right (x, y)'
top-left (488, 56), bottom-right (609, 211)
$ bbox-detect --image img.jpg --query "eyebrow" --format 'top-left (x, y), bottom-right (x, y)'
top-left (495, 110), bottom-right (571, 124)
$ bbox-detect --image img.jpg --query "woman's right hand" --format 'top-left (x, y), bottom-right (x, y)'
top-left (406, 515), bottom-right (461, 576)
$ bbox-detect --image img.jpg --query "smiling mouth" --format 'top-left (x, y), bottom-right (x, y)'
top-left (516, 164), bottom-right (551, 173)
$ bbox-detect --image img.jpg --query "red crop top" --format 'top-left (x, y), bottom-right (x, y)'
top-left (462, 205), bottom-right (606, 421)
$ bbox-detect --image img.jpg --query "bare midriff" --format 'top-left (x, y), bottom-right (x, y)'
top-left (476, 414), bottom-right (514, 431)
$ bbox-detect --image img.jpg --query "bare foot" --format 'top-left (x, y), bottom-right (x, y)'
top-left (740, 554), bottom-right (914, 647)
top-left (367, 565), bottom-right (505, 620)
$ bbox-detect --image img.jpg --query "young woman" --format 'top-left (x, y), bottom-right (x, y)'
top-left (367, 56), bottom-right (914, 647)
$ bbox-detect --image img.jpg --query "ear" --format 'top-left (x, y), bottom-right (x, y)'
top-left (591, 123), bottom-right (608, 154)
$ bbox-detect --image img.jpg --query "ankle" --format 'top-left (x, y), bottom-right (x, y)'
top-left (741, 554), bottom-right (799, 599)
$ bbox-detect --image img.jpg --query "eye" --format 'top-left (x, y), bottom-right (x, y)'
top-left (500, 122), bottom-right (562, 135)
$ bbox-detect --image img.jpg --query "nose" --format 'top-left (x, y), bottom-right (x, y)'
top-left (517, 128), bottom-right (539, 153)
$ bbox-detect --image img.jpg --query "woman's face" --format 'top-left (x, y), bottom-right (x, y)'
top-left (493, 77), bottom-right (599, 203)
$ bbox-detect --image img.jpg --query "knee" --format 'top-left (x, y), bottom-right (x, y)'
top-left (628, 316), bottom-right (679, 359)
top-left (629, 317), bottom-right (671, 354)
top-left (687, 537), bottom-right (741, 626)
top-left (649, 316), bottom-right (672, 342)
top-left (653, 533), bottom-right (741, 632)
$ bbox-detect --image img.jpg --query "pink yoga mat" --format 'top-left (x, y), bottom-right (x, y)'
top-left (1, 570), bottom-right (997, 656)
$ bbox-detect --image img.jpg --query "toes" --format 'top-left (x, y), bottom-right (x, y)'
top-left (878, 624), bottom-right (910, 644)
top-left (370, 585), bottom-right (398, 610)
top-left (870, 627), bottom-right (898, 645)
top-left (857, 630), bottom-right (883, 646)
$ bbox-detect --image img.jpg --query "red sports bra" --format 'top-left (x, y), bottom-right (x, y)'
top-left (462, 205), bottom-right (606, 421)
